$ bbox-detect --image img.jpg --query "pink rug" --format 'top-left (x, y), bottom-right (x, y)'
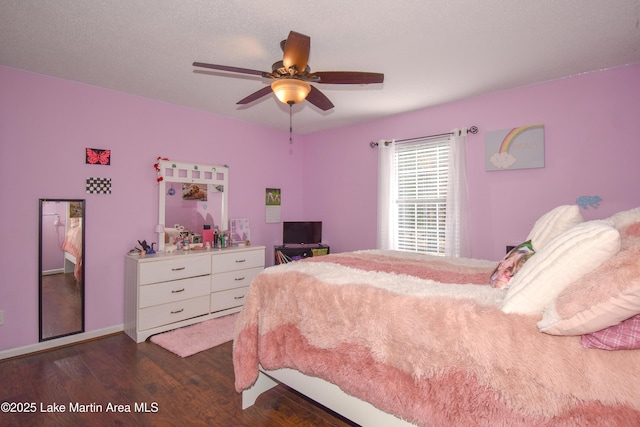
top-left (150, 313), bottom-right (238, 357)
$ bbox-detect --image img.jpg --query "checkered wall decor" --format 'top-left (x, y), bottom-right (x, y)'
top-left (86, 177), bottom-right (111, 194)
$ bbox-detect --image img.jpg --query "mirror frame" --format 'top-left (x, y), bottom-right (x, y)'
top-left (39, 198), bottom-right (86, 341)
top-left (157, 160), bottom-right (228, 252)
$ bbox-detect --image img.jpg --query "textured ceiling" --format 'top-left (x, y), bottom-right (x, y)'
top-left (1, 1), bottom-right (639, 134)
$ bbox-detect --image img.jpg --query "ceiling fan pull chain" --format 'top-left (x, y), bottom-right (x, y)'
top-left (289, 104), bottom-right (293, 144)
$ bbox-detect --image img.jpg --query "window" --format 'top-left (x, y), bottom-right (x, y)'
top-left (378, 130), bottom-right (468, 257)
top-left (393, 137), bottom-right (450, 255)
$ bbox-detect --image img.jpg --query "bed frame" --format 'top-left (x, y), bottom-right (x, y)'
top-left (63, 250), bottom-right (77, 275)
top-left (243, 367), bottom-right (417, 426)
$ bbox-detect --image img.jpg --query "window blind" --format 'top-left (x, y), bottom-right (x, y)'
top-left (394, 138), bottom-right (449, 255)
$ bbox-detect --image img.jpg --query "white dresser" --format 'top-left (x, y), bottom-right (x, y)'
top-left (124, 245), bottom-right (265, 343)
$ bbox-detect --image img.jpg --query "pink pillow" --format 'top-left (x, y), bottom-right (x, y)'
top-left (581, 313), bottom-right (640, 350)
top-left (538, 221), bottom-right (640, 335)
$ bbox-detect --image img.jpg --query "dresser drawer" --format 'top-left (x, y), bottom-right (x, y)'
top-left (138, 295), bottom-right (209, 331)
top-left (211, 266), bottom-right (262, 292)
top-left (139, 255), bottom-right (211, 285)
top-left (212, 249), bottom-right (264, 274)
top-left (211, 286), bottom-right (249, 313)
top-left (139, 275), bottom-right (210, 308)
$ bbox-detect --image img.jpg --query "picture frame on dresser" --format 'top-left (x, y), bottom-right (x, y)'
top-left (230, 218), bottom-right (250, 244)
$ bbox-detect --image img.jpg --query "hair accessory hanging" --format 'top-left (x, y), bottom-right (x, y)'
top-left (154, 156), bottom-right (170, 182)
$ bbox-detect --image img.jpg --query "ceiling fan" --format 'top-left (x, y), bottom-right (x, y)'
top-left (193, 31), bottom-right (384, 111)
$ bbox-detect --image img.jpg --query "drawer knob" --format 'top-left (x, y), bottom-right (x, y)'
top-left (171, 288), bottom-right (185, 293)
top-left (234, 277), bottom-right (245, 281)
top-left (235, 259), bottom-right (246, 263)
top-left (234, 295), bottom-right (245, 300)
top-left (172, 266), bottom-right (186, 271)
top-left (170, 308), bottom-right (184, 314)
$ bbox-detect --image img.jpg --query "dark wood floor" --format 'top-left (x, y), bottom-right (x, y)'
top-left (0, 333), bottom-right (358, 427)
top-left (41, 272), bottom-right (82, 339)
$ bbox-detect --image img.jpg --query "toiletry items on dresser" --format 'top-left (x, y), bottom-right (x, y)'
top-left (124, 245), bottom-right (265, 343)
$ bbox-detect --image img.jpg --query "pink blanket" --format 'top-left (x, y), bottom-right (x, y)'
top-left (233, 250), bottom-right (640, 426)
top-left (61, 225), bottom-right (82, 281)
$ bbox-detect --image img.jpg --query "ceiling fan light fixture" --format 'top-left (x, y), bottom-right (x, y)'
top-left (271, 79), bottom-right (311, 105)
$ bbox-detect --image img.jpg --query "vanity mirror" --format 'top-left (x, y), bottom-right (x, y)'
top-left (39, 199), bottom-right (85, 341)
top-left (157, 160), bottom-right (228, 252)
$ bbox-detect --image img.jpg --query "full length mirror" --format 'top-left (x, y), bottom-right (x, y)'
top-left (39, 199), bottom-right (85, 341)
top-left (157, 160), bottom-right (228, 252)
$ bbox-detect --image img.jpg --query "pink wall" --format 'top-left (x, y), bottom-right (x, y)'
top-left (0, 66), bottom-right (305, 351)
top-left (303, 65), bottom-right (640, 260)
top-left (1, 64), bottom-right (639, 353)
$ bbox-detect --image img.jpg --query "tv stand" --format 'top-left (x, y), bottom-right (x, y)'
top-left (274, 244), bottom-right (330, 265)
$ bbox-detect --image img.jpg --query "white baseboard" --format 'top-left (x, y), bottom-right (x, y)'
top-left (0, 324), bottom-right (124, 360)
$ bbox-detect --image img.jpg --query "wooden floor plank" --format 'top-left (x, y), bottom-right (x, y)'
top-left (0, 333), bottom-right (358, 427)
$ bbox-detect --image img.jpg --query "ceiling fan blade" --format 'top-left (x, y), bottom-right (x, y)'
top-left (236, 86), bottom-right (273, 105)
top-left (306, 86), bottom-right (334, 111)
top-left (193, 62), bottom-right (267, 77)
top-left (282, 31), bottom-right (310, 73)
top-left (311, 71), bottom-right (384, 84)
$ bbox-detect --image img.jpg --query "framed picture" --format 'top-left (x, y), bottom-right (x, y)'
top-left (485, 124), bottom-right (544, 171)
top-left (266, 188), bottom-right (281, 206)
top-left (230, 218), bottom-right (250, 243)
top-left (181, 183), bottom-right (207, 201)
top-left (266, 188), bottom-right (281, 224)
top-left (86, 177), bottom-right (111, 194)
top-left (69, 201), bottom-right (84, 218)
top-left (85, 147), bottom-right (111, 165)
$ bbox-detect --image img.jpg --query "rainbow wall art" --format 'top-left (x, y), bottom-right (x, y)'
top-left (485, 124), bottom-right (544, 171)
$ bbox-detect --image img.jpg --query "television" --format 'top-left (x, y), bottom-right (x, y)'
top-left (283, 221), bottom-right (322, 245)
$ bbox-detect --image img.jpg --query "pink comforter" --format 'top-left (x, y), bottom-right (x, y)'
top-left (233, 250), bottom-right (640, 426)
top-left (61, 225), bottom-right (82, 281)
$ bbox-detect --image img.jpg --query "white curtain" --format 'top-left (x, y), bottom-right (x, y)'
top-left (376, 139), bottom-right (395, 250)
top-left (444, 128), bottom-right (471, 257)
top-left (377, 131), bottom-right (470, 256)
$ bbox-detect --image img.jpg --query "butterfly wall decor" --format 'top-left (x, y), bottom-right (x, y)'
top-left (86, 147), bottom-right (111, 165)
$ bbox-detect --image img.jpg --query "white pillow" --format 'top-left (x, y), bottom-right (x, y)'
top-left (526, 205), bottom-right (583, 250)
top-left (502, 220), bottom-right (621, 315)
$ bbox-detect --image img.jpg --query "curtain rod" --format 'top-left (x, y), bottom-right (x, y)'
top-left (369, 126), bottom-right (478, 148)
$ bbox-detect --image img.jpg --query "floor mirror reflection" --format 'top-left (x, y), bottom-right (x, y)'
top-left (39, 199), bottom-right (85, 341)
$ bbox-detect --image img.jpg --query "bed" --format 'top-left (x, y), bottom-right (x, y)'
top-left (233, 206), bottom-right (640, 426)
top-left (61, 217), bottom-right (83, 281)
